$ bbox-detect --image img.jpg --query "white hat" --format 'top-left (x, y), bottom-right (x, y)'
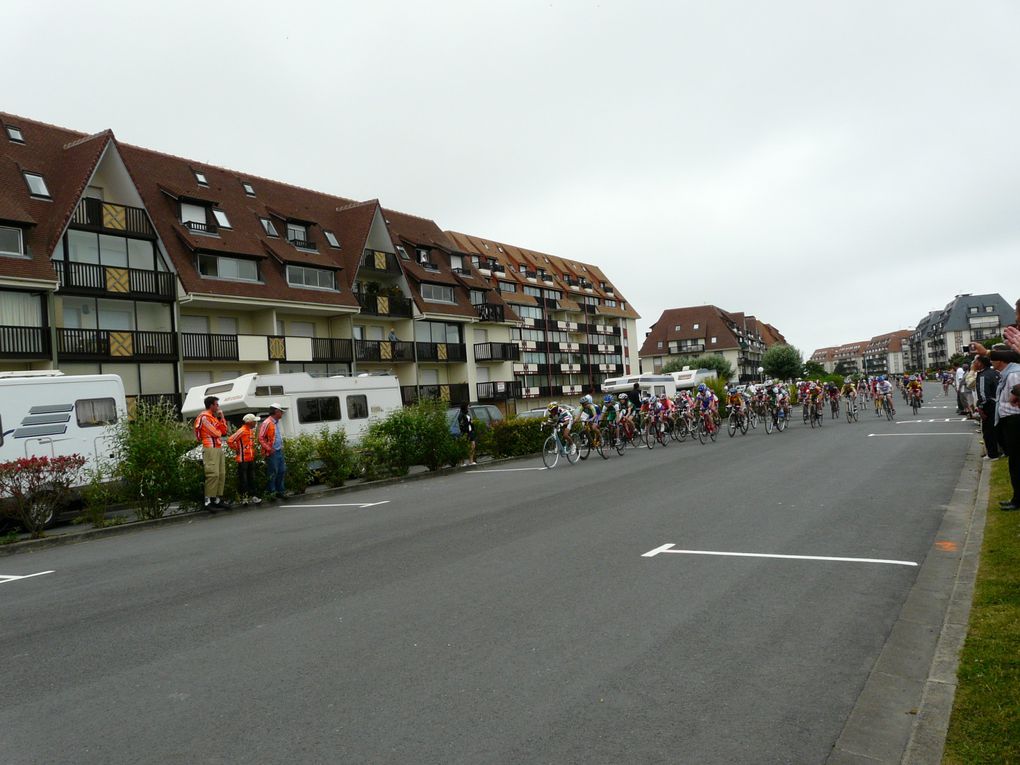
top-left (269, 402), bottom-right (287, 411)
top-left (242, 413), bottom-right (258, 423)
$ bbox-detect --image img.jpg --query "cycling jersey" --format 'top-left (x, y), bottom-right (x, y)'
top-left (579, 403), bottom-right (599, 423)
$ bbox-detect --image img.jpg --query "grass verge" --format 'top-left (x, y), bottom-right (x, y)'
top-left (944, 459), bottom-right (1020, 763)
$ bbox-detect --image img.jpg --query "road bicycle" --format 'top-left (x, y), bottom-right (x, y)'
top-left (774, 403), bottom-right (789, 433)
top-left (541, 422), bottom-right (579, 468)
top-left (881, 394), bottom-right (896, 421)
top-left (698, 409), bottom-right (718, 443)
top-left (643, 412), bottom-right (670, 449)
top-left (575, 420), bottom-right (607, 461)
top-left (809, 400), bottom-right (824, 428)
top-left (603, 420), bottom-right (627, 455)
top-left (762, 402), bottom-right (774, 434)
top-left (910, 391), bottom-right (922, 416)
top-left (829, 395), bottom-right (839, 419)
top-left (727, 406), bottom-right (749, 437)
top-left (844, 396), bottom-right (859, 423)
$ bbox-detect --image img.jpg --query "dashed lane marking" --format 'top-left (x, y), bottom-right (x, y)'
top-left (468, 467), bottom-right (549, 473)
top-left (867, 433), bottom-right (973, 438)
top-left (641, 544), bottom-right (916, 567)
top-left (896, 418), bottom-right (969, 424)
top-left (0, 571), bottom-right (54, 586)
top-left (286, 501), bottom-right (390, 508)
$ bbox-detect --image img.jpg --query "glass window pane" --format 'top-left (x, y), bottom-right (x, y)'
top-left (212, 209), bottom-right (231, 228)
top-left (0, 226), bottom-right (22, 255)
top-left (99, 234), bottom-right (128, 267)
top-left (237, 259), bottom-right (257, 280)
top-left (24, 173), bottom-right (49, 196)
top-left (218, 257), bottom-right (238, 279)
top-left (180, 203), bottom-right (206, 224)
top-left (68, 230), bottom-right (100, 264)
top-left (98, 299), bottom-right (134, 330)
top-left (128, 239), bottom-right (153, 270)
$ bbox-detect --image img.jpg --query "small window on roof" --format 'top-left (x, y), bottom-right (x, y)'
top-left (396, 245), bottom-right (409, 259)
top-left (23, 172), bottom-right (50, 198)
top-left (693, 323), bottom-right (700, 330)
top-left (211, 209), bottom-right (231, 228)
top-left (324, 230), bottom-right (339, 248)
top-left (6, 125), bottom-right (24, 143)
top-left (259, 216), bottom-right (278, 236)
top-left (242, 181), bottom-right (255, 196)
top-left (194, 170), bottom-right (208, 186)
top-left (674, 325), bottom-right (681, 331)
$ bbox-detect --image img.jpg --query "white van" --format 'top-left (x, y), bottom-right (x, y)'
top-left (181, 372), bottom-right (402, 443)
top-left (600, 373), bottom-right (677, 398)
top-left (0, 371), bottom-right (126, 470)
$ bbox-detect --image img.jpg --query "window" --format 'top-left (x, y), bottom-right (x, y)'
top-left (524, 285), bottom-right (543, 298)
top-left (396, 245), bottom-right (408, 259)
top-left (259, 217), bottom-right (278, 236)
top-left (324, 230), bottom-right (340, 248)
top-left (297, 396), bottom-right (341, 424)
top-left (605, 299), bottom-right (617, 308)
top-left (421, 283), bottom-right (455, 303)
top-left (657, 341), bottom-right (663, 349)
top-left (519, 264), bottom-right (526, 273)
top-left (75, 398), bottom-right (118, 427)
top-left (693, 323), bottom-right (700, 330)
top-left (194, 170), bottom-right (208, 186)
top-left (0, 226), bottom-right (23, 257)
top-left (498, 281), bottom-right (516, 293)
top-left (211, 209), bottom-right (231, 228)
top-left (23, 172), bottom-right (49, 198)
top-left (181, 202), bottom-right (207, 225)
top-left (470, 290), bottom-right (486, 306)
top-left (986, 306), bottom-right (995, 313)
top-left (417, 248), bottom-right (429, 264)
top-left (286, 264), bottom-right (336, 290)
top-left (711, 336), bottom-right (717, 344)
top-left (198, 254), bottom-right (259, 281)
top-left (451, 254), bottom-right (463, 270)
top-left (674, 325), bottom-right (681, 331)
top-left (969, 306), bottom-right (978, 314)
top-left (287, 222), bottom-right (310, 245)
top-left (242, 182), bottom-right (255, 196)
top-left (347, 394), bottom-right (369, 419)
top-left (6, 125), bottom-right (24, 143)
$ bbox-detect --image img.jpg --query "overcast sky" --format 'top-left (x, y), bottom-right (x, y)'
top-left (4, 1), bottom-right (1017, 354)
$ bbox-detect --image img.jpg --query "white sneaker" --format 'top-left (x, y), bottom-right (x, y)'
top-left (250, 496), bottom-right (263, 504)
top-left (469, 461), bottom-right (478, 466)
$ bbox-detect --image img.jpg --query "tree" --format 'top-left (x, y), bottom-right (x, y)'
top-left (663, 354), bottom-right (733, 381)
top-left (762, 344), bottom-right (803, 382)
top-left (834, 361), bottom-right (854, 376)
top-left (803, 360), bottom-right (826, 378)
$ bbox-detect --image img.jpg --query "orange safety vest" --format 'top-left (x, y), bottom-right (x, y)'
top-left (258, 417), bottom-right (278, 454)
top-left (227, 425), bottom-right (256, 463)
top-left (194, 409), bottom-right (228, 448)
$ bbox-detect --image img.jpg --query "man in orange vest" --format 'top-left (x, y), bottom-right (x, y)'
top-left (194, 395), bottom-right (229, 510)
top-left (258, 403), bottom-right (287, 501)
top-left (227, 413), bottom-right (262, 506)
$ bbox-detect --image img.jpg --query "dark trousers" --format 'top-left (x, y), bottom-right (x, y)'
top-left (998, 415), bottom-right (1020, 504)
top-left (237, 460), bottom-right (255, 497)
top-left (981, 402), bottom-right (1000, 458)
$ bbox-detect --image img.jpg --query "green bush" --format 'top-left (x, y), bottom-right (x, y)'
top-left (75, 464), bottom-right (124, 528)
top-left (489, 417), bottom-right (546, 457)
top-left (356, 429), bottom-right (406, 480)
top-left (317, 427), bottom-right (356, 487)
top-left (283, 434), bottom-right (319, 494)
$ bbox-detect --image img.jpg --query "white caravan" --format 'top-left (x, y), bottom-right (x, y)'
top-left (669, 367), bottom-right (718, 390)
top-left (181, 372), bottom-right (402, 443)
top-left (0, 371), bottom-right (126, 469)
top-left (600, 373), bottom-right (677, 398)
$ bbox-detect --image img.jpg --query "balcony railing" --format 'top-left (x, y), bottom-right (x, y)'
top-left (312, 337), bottom-right (354, 363)
top-left (476, 381), bottom-right (522, 401)
top-left (56, 260), bottom-right (176, 301)
top-left (355, 339), bottom-right (414, 363)
top-left (182, 220), bottom-right (218, 235)
top-left (288, 237), bottom-right (317, 251)
top-left (181, 333), bottom-right (239, 361)
top-left (57, 328), bottom-right (177, 361)
top-left (452, 267), bottom-right (471, 276)
top-left (473, 342), bottom-right (520, 362)
top-left (415, 342), bottom-right (467, 363)
top-left (356, 292), bottom-right (414, 318)
top-left (400, 383), bottom-right (470, 406)
top-left (129, 393), bottom-right (182, 417)
top-left (361, 249), bottom-right (402, 274)
top-left (668, 343), bottom-right (706, 355)
top-left (0, 325), bottom-right (50, 358)
top-left (475, 303), bottom-right (505, 323)
top-left (70, 197), bottom-right (155, 239)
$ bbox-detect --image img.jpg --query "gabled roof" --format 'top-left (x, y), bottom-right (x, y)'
top-left (639, 305), bottom-right (741, 356)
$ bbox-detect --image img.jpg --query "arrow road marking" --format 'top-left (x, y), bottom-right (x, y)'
top-left (0, 571), bottom-right (55, 585)
top-left (642, 544), bottom-right (916, 567)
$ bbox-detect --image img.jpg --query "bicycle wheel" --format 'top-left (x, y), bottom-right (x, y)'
top-left (740, 414), bottom-right (749, 435)
top-left (644, 423), bottom-right (655, 449)
top-left (911, 398), bottom-right (919, 415)
top-left (564, 438), bottom-right (580, 464)
top-left (810, 410), bottom-right (817, 428)
top-left (764, 411), bottom-right (773, 434)
top-left (802, 405), bottom-right (809, 425)
top-left (817, 408), bottom-right (823, 427)
top-left (614, 428), bottom-right (626, 455)
top-left (728, 412), bottom-right (738, 437)
top-left (595, 432), bottom-right (608, 459)
top-left (657, 425), bottom-right (669, 448)
top-left (852, 406), bottom-right (859, 423)
top-left (577, 430), bottom-right (591, 461)
top-left (777, 412), bottom-right (787, 432)
top-left (886, 402), bottom-right (895, 421)
top-left (708, 419), bottom-right (717, 442)
top-left (676, 419), bottom-right (689, 442)
top-left (542, 435), bottom-right (559, 468)
top-left (846, 403), bottom-right (853, 423)
top-left (748, 410), bottom-right (757, 430)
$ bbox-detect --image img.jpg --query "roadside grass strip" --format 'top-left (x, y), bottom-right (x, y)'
top-left (944, 460), bottom-right (1020, 764)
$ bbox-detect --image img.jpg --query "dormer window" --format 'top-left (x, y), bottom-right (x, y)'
top-left (693, 323), bottom-right (700, 330)
top-left (211, 209), bottom-right (231, 229)
top-left (0, 226), bottom-right (24, 257)
top-left (242, 181), bottom-right (255, 196)
top-left (23, 171), bottom-right (50, 198)
top-left (259, 217), bottom-right (278, 236)
top-left (396, 245), bottom-right (409, 259)
top-left (194, 170), bottom-right (208, 186)
top-left (324, 230), bottom-right (340, 248)
top-left (416, 248), bottom-right (429, 264)
top-left (287, 222), bottom-right (315, 249)
top-left (6, 125), bottom-right (24, 143)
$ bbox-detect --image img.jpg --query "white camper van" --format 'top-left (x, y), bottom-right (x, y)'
top-left (669, 367), bottom-right (718, 390)
top-left (600, 373), bottom-right (677, 398)
top-left (181, 372), bottom-right (402, 443)
top-left (0, 371), bottom-right (126, 468)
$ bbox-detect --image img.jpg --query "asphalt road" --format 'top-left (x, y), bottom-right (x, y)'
top-left (0, 385), bottom-right (975, 764)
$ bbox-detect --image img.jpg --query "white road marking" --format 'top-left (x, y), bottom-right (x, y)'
top-left (0, 571), bottom-right (55, 585)
top-left (468, 467), bottom-right (548, 473)
top-left (641, 544), bottom-right (916, 567)
top-left (867, 433), bottom-right (973, 438)
top-left (896, 418), bottom-right (968, 424)
top-left (289, 501), bottom-right (390, 508)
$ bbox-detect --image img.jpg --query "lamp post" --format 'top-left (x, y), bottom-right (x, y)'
top-left (757, 365), bottom-right (764, 382)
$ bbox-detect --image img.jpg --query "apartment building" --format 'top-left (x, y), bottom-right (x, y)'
top-left (638, 305), bottom-right (786, 381)
top-left (0, 111), bottom-right (637, 413)
top-left (809, 347), bottom-right (837, 373)
top-left (862, 330), bottom-right (911, 376)
top-left (908, 293), bottom-right (1013, 370)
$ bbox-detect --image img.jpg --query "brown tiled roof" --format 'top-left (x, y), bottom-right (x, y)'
top-left (638, 305), bottom-right (741, 357)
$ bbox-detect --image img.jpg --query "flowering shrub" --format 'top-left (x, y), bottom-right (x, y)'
top-left (0, 454), bottom-right (86, 538)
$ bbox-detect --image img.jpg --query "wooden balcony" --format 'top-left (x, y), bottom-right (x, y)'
top-left (400, 383), bottom-right (470, 406)
top-left (56, 261), bottom-right (176, 301)
top-left (473, 342), bottom-right (520, 362)
top-left (0, 325), bottom-right (50, 359)
top-left (415, 342), bottom-right (467, 363)
top-left (69, 198), bottom-right (156, 239)
top-left (57, 328), bottom-right (177, 361)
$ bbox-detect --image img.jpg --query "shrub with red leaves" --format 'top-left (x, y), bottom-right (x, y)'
top-left (0, 455), bottom-right (86, 538)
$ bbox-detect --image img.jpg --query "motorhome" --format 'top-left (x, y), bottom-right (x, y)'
top-left (669, 367), bottom-right (718, 390)
top-left (0, 371), bottom-right (126, 468)
top-left (600, 373), bottom-right (677, 398)
top-left (181, 372), bottom-right (403, 443)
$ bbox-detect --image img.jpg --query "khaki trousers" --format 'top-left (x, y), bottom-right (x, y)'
top-left (203, 446), bottom-right (226, 497)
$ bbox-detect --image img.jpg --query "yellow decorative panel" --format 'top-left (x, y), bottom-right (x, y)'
top-left (374, 251), bottom-right (387, 270)
top-left (437, 343), bottom-right (447, 361)
top-left (377, 296), bottom-right (389, 314)
top-left (109, 331), bottom-right (134, 357)
top-left (380, 341), bottom-right (392, 360)
top-left (440, 385), bottom-right (450, 401)
top-left (102, 203), bottom-right (127, 230)
top-left (268, 337), bottom-right (287, 360)
top-left (105, 267), bottom-right (130, 293)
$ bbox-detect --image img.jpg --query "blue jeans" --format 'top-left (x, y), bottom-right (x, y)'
top-left (266, 450), bottom-right (286, 495)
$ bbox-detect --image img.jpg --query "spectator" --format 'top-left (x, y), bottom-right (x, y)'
top-left (991, 347), bottom-right (1020, 511)
top-left (194, 395), bottom-right (229, 511)
top-left (964, 360), bottom-right (979, 418)
top-left (388, 326), bottom-right (398, 342)
top-left (975, 355), bottom-right (1000, 460)
top-left (258, 403), bottom-right (287, 501)
top-left (227, 413), bottom-right (262, 506)
top-left (955, 362), bottom-right (967, 415)
top-left (457, 402), bottom-right (477, 467)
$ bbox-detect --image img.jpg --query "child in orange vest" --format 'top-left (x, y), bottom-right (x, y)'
top-left (227, 413), bottom-right (262, 506)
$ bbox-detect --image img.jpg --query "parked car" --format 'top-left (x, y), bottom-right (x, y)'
top-left (515, 406), bottom-right (577, 421)
top-left (446, 404), bottom-right (503, 435)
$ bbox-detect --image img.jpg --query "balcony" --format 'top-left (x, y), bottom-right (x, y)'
top-left (356, 292), bottom-right (414, 318)
top-left (474, 303), bottom-right (505, 323)
top-left (419, 260), bottom-right (440, 272)
top-left (288, 237), bottom-right (317, 251)
top-left (0, 325), bottom-right (50, 358)
top-left (128, 393), bottom-right (182, 417)
top-left (477, 381), bottom-right (522, 401)
top-left (400, 383), bottom-right (470, 406)
top-left (182, 332), bottom-right (239, 361)
top-left (56, 261), bottom-right (176, 301)
top-left (57, 328), bottom-right (177, 361)
top-left (668, 343), bottom-right (706, 355)
top-left (473, 342), bottom-right (520, 362)
top-left (182, 220), bottom-right (218, 236)
top-left (70, 198), bottom-right (155, 239)
top-left (361, 249), bottom-right (402, 274)
top-left (416, 342), bottom-right (467, 363)
top-left (312, 337), bottom-right (354, 363)
top-left (355, 339), bottom-right (414, 363)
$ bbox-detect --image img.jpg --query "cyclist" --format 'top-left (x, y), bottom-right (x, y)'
top-left (544, 401), bottom-right (575, 452)
top-left (578, 394), bottom-right (601, 444)
top-left (876, 375), bottom-right (895, 415)
top-left (695, 383), bottom-right (719, 433)
top-left (907, 375), bottom-right (924, 406)
top-left (726, 386), bottom-right (744, 421)
top-left (840, 377), bottom-right (858, 415)
top-left (618, 392), bottom-right (636, 438)
top-left (602, 394), bottom-right (620, 443)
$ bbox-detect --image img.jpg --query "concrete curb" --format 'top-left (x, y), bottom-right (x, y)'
top-left (0, 453), bottom-right (535, 558)
top-left (826, 437), bottom-right (984, 764)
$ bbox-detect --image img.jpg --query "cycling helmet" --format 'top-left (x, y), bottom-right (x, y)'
top-left (698, 384), bottom-right (707, 393)
top-left (547, 402), bottom-right (559, 411)
top-left (845, 377), bottom-right (851, 384)
top-left (878, 375), bottom-right (886, 382)
top-left (618, 393), bottom-right (628, 400)
top-left (659, 393), bottom-right (667, 400)
top-left (580, 394), bottom-right (593, 405)
top-left (603, 394), bottom-right (613, 403)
